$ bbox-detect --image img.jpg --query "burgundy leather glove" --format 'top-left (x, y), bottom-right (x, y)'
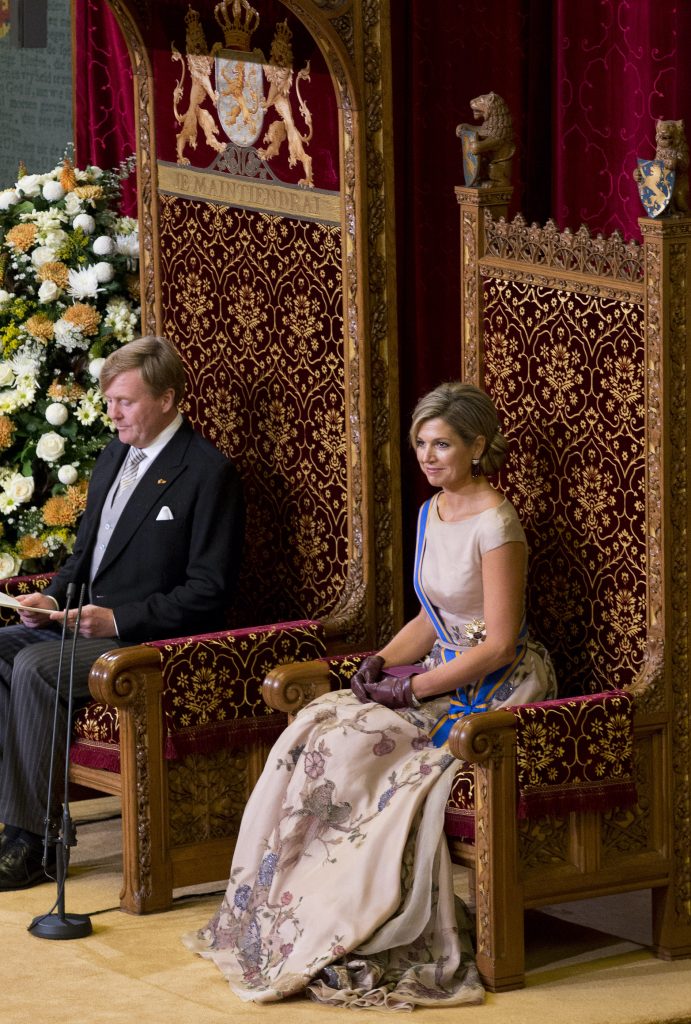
top-left (363, 674), bottom-right (418, 710)
top-left (350, 655), bottom-right (385, 702)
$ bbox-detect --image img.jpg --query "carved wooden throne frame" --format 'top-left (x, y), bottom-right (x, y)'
top-left (453, 184), bottom-right (691, 988)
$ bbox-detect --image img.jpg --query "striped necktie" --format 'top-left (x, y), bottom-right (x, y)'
top-left (117, 446), bottom-right (146, 494)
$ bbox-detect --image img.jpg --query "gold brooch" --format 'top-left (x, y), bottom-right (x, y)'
top-left (157, 478), bottom-right (167, 484)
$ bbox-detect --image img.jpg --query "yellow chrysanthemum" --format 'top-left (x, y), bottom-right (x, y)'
top-left (24, 314), bottom-right (54, 342)
top-left (73, 184), bottom-right (104, 201)
top-left (43, 484), bottom-right (87, 527)
top-left (59, 159), bottom-right (77, 193)
top-left (38, 261), bottom-right (69, 289)
top-left (48, 380), bottom-right (85, 402)
top-left (6, 223), bottom-right (37, 252)
top-left (0, 415), bottom-right (15, 449)
top-left (126, 273), bottom-right (140, 302)
top-left (18, 535), bottom-right (49, 560)
top-left (63, 302), bottom-right (101, 336)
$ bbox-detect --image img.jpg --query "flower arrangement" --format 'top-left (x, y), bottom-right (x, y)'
top-left (0, 157), bottom-right (140, 577)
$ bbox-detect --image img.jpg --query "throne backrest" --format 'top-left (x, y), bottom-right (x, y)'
top-left (460, 203), bottom-right (649, 697)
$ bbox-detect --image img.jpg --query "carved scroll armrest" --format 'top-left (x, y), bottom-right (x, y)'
top-left (447, 710), bottom-right (516, 764)
top-left (262, 659), bottom-right (331, 714)
top-left (88, 645), bottom-right (164, 708)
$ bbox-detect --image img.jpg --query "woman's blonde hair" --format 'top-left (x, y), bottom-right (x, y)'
top-left (409, 381), bottom-right (508, 475)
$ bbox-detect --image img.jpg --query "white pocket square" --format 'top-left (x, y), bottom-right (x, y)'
top-left (156, 506), bottom-right (174, 521)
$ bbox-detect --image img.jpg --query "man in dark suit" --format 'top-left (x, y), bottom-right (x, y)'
top-left (0, 336), bottom-right (244, 889)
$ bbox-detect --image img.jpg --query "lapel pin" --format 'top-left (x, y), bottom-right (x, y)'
top-left (157, 478), bottom-right (167, 485)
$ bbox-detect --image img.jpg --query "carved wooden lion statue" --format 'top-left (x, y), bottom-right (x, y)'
top-left (633, 118), bottom-right (689, 216)
top-left (457, 92), bottom-right (515, 187)
top-left (654, 119), bottom-right (689, 214)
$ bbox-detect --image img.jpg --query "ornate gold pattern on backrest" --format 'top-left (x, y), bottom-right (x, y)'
top-left (457, 195), bottom-right (651, 697)
top-left (484, 274), bottom-right (646, 695)
top-left (158, 196), bottom-right (347, 624)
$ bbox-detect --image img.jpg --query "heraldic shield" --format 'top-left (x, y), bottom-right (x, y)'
top-left (459, 125), bottom-right (480, 186)
top-left (636, 158), bottom-right (676, 218)
top-left (215, 50), bottom-right (265, 147)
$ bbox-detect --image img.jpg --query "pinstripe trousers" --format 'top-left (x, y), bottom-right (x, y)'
top-left (0, 624), bottom-right (126, 835)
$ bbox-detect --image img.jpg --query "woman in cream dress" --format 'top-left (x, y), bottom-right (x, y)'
top-left (186, 382), bottom-right (555, 1010)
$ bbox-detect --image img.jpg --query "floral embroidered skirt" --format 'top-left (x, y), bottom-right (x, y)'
top-left (184, 689), bottom-right (484, 1010)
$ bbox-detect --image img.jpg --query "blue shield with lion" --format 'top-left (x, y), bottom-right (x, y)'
top-left (459, 125), bottom-right (480, 187)
top-left (636, 158), bottom-right (676, 218)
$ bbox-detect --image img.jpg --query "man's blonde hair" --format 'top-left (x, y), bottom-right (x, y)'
top-left (100, 336), bottom-right (186, 403)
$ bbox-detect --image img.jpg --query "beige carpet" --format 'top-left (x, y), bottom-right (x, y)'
top-left (2, 799), bottom-right (691, 1024)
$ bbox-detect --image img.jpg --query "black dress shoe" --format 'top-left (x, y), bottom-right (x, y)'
top-left (0, 838), bottom-right (54, 890)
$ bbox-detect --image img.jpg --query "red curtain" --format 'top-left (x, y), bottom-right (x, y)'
top-left (553, 0), bottom-right (691, 239)
top-left (73, 0), bottom-right (137, 216)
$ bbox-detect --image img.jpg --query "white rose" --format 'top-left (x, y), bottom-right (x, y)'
top-left (93, 235), bottom-right (115, 256)
top-left (45, 402), bottom-right (69, 426)
top-left (17, 174), bottom-right (43, 197)
top-left (94, 261), bottom-right (114, 283)
top-left (0, 363), bottom-right (15, 387)
top-left (38, 280), bottom-right (60, 303)
top-left (36, 431), bottom-right (66, 462)
top-left (88, 357), bottom-right (105, 380)
top-left (58, 464), bottom-right (79, 486)
top-left (6, 473), bottom-right (34, 503)
top-left (73, 213), bottom-right (96, 235)
top-left (0, 290), bottom-right (11, 307)
top-left (64, 192), bottom-right (82, 215)
top-left (44, 229), bottom-right (68, 249)
top-left (43, 180), bottom-right (65, 202)
top-left (0, 190), bottom-right (20, 211)
top-left (31, 246), bottom-right (56, 269)
top-left (86, 165), bottom-right (103, 180)
top-left (0, 553), bottom-right (19, 579)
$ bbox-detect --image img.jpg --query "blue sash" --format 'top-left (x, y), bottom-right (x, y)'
top-left (413, 498), bottom-right (527, 748)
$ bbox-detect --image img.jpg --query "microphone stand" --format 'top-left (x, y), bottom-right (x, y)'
top-left (30, 583), bottom-right (93, 940)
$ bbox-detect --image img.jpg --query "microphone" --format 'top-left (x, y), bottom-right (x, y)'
top-left (29, 583), bottom-right (92, 940)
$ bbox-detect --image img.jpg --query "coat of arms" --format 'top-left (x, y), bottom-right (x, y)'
top-left (634, 158), bottom-right (676, 218)
top-left (458, 125), bottom-right (480, 186)
top-left (170, 2), bottom-right (315, 188)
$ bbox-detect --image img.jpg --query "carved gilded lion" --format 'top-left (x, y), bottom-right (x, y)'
top-left (652, 118), bottom-right (689, 214)
top-left (457, 92), bottom-right (515, 188)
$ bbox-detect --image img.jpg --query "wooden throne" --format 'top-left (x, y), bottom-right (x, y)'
top-left (262, 182), bottom-right (691, 989)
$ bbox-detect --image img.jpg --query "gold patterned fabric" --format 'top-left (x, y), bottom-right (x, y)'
top-left (0, 573), bottom-right (54, 627)
top-left (158, 196), bottom-right (348, 627)
top-left (513, 689), bottom-right (636, 816)
top-left (482, 278), bottom-right (645, 696)
top-left (147, 620), bottom-right (326, 759)
top-left (444, 766), bottom-right (475, 839)
top-left (71, 702), bottom-right (120, 772)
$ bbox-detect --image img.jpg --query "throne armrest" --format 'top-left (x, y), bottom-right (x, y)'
top-left (90, 619), bottom-right (327, 759)
top-left (263, 650), bottom-right (373, 714)
top-left (448, 689), bottom-right (637, 819)
top-left (447, 709), bottom-right (516, 763)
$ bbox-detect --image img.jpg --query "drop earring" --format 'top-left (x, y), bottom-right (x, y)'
top-left (471, 458), bottom-right (481, 478)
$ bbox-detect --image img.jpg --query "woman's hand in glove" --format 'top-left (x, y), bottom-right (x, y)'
top-left (350, 655), bottom-right (385, 702)
top-left (363, 674), bottom-right (419, 710)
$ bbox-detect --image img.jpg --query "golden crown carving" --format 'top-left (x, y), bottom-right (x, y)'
top-left (214, 0), bottom-right (259, 51)
top-left (268, 19), bottom-right (293, 68)
top-left (184, 6), bottom-right (209, 56)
